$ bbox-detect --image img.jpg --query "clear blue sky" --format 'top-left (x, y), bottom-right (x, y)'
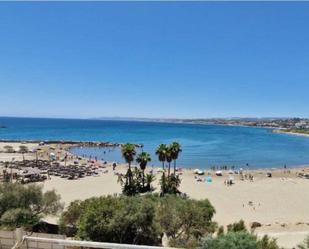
top-left (0, 2), bottom-right (309, 119)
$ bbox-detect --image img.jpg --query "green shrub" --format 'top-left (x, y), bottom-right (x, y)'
top-left (60, 194), bottom-right (216, 247)
top-left (0, 183), bottom-right (63, 229)
top-left (158, 195), bottom-right (216, 248)
top-left (199, 220), bottom-right (279, 249)
top-left (227, 220), bottom-right (247, 232)
top-left (77, 195), bottom-right (161, 245)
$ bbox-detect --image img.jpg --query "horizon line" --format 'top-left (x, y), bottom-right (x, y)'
top-left (0, 115), bottom-right (307, 121)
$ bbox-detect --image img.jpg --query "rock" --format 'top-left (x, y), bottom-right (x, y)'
top-left (251, 222), bottom-right (262, 229)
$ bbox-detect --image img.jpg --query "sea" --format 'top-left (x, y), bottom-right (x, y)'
top-left (1, 117), bottom-right (309, 169)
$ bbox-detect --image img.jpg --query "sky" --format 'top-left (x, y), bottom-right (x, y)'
top-left (0, 2), bottom-right (309, 119)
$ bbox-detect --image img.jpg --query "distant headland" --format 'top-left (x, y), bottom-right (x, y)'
top-left (95, 117), bottom-right (309, 136)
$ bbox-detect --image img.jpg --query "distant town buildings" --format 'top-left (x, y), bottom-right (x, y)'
top-left (162, 118), bottom-right (309, 130)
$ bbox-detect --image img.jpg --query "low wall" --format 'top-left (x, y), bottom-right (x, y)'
top-left (0, 230), bottom-right (65, 249)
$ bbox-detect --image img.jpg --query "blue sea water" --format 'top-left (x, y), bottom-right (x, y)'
top-left (1, 117), bottom-right (309, 169)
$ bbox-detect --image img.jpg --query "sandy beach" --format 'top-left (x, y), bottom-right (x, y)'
top-left (41, 166), bottom-right (309, 248)
top-left (1, 141), bottom-right (309, 248)
top-left (0, 142), bottom-right (37, 161)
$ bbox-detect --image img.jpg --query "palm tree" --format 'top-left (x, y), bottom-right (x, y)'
top-left (166, 146), bottom-right (173, 177)
top-left (121, 143), bottom-right (136, 185)
top-left (121, 143), bottom-right (136, 170)
top-left (155, 144), bottom-right (168, 171)
top-left (145, 173), bottom-right (155, 191)
top-left (170, 142), bottom-right (182, 174)
top-left (136, 152), bottom-right (151, 188)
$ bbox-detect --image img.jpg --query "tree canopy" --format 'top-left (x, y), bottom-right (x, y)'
top-left (0, 183), bottom-right (63, 229)
top-left (60, 194), bottom-right (216, 247)
top-left (199, 221), bottom-right (279, 249)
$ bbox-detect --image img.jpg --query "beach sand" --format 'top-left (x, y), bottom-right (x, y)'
top-left (0, 142), bottom-right (38, 161)
top-left (40, 166), bottom-right (309, 248)
top-left (1, 141), bottom-right (309, 248)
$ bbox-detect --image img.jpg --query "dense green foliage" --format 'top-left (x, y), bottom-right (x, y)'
top-left (121, 143), bottom-right (136, 167)
top-left (158, 195), bottom-right (216, 248)
top-left (200, 231), bottom-right (258, 249)
top-left (227, 220), bottom-right (247, 233)
top-left (160, 173), bottom-right (181, 195)
top-left (119, 142), bottom-right (183, 196)
top-left (119, 144), bottom-right (155, 195)
top-left (170, 142), bottom-right (182, 174)
top-left (200, 231), bottom-right (279, 249)
top-left (118, 167), bottom-right (155, 196)
top-left (0, 183), bottom-right (63, 229)
top-left (77, 195), bottom-right (161, 245)
top-left (155, 144), bottom-right (168, 170)
top-left (60, 194), bottom-right (216, 247)
top-left (136, 152), bottom-right (152, 190)
top-left (156, 142), bottom-right (182, 195)
top-left (199, 220), bottom-right (279, 249)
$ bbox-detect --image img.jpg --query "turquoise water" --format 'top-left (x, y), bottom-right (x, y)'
top-left (1, 117), bottom-right (309, 169)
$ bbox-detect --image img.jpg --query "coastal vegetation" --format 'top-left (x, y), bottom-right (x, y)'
top-left (0, 140), bottom-right (299, 248)
top-left (59, 194), bottom-right (216, 248)
top-left (199, 220), bottom-right (279, 249)
top-left (170, 142), bottom-right (182, 174)
top-left (200, 231), bottom-right (279, 249)
top-left (119, 142), bottom-right (182, 196)
top-left (136, 151), bottom-right (152, 190)
top-left (158, 195), bottom-right (216, 248)
top-left (0, 183), bottom-right (63, 229)
top-left (0, 181), bottom-right (284, 248)
top-left (280, 128), bottom-right (309, 135)
top-left (118, 143), bottom-right (154, 195)
top-left (155, 142), bottom-right (182, 195)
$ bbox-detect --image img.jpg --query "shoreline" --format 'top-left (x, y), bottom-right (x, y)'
top-left (1, 140), bottom-right (309, 248)
top-left (272, 129), bottom-right (309, 138)
top-left (0, 139), bottom-right (143, 148)
top-left (0, 139), bottom-right (309, 170)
